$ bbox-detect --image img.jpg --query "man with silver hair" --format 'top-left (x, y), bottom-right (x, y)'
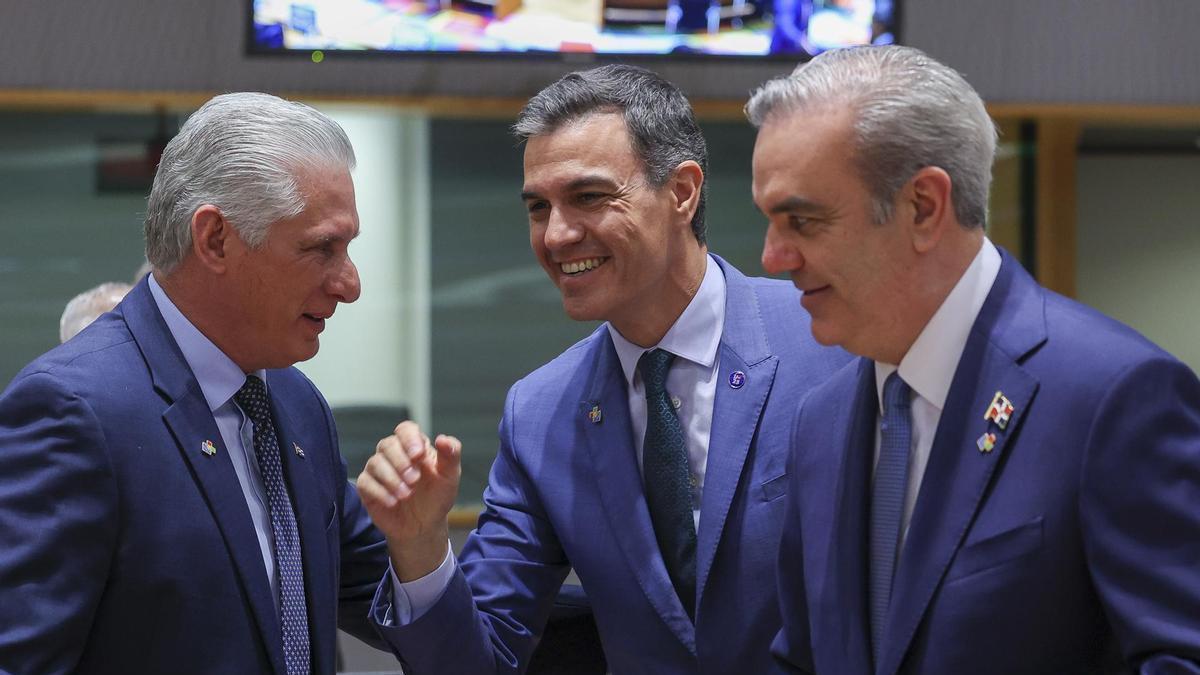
top-left (749, 45), bottom-right (1200, 673)
top-left (0, 92), bottom-right (390, 674)
top-left (59, 281), bottom-right (133, 343)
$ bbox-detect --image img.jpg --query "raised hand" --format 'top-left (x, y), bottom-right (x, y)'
top-left (356, 421), bottom-right (462, 580)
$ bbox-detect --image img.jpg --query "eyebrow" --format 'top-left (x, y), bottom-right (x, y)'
top-left (764, 195), bottom-right (830, 216)
top-left (521, 174), bottom-right (618, 202)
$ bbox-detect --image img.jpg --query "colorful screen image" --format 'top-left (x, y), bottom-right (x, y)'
top-left (250, 0), bottom-right (897, 57)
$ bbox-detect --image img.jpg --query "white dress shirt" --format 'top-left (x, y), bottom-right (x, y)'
top-left (147, 275), bottom-right (282, 608)
top-left (389, 254), bottom-right (728, 624)
top-left (873, 238), bottom-right (1001, 548)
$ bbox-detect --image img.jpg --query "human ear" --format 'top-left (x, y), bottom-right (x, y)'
top-left (189, 205), bottom-right (234, 274)
top-left (907, 166), bottom-right (953, 253)
top-left (669, 160), bottom-right (704, 229)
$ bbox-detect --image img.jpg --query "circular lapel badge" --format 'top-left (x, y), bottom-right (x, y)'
top-left (729, 370), bottom-right (746, 389)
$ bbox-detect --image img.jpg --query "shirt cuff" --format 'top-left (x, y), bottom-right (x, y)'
top-left (387, 541), bottom-right (456, 625)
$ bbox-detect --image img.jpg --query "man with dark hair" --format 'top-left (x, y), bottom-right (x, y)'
top-left (355, 65), bottom-right (850, 674)
top-left (0, 92), bottom-right (389, 674)
top-left (749, 45), bottom-right (1200, 673)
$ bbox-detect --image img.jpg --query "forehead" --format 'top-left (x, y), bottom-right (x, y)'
top-left (522, 113), bottom-right (641, 190)
top-left (751, 107), bottom-right (862, 200)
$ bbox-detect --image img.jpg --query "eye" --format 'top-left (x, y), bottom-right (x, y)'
top-left (787, 214), bottom-right (813, 232)
top-left (526, 200), bottom-right (549, 216)
top-left (576, 192), bottom-right (605, 206)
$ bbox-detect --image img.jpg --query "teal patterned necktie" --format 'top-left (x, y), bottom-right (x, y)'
top-left (639, 348), bottom-right (697, 620)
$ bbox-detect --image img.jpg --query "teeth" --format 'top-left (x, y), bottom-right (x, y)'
top-left (560, 257), bottom-right (606, 275)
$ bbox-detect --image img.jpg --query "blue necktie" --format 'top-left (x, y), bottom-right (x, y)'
top-left (235, 376), bottom-right (311, 675)
top-left (639, 349), bottom-right (698, 620)
top-left (869, 372), bottom-right (912, 666)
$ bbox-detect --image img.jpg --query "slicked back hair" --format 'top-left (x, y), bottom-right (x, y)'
top-left (144, 92), bottom-right (356, 273)
top-left (746, 46), bottom-right (997, 229)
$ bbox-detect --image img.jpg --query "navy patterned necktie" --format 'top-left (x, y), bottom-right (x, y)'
top-left (234, 375), bottom-right (311, 675)
top-left (638, 348), bottom-right (698, 620)
top-left (869, 372), bottom-right (913, 666)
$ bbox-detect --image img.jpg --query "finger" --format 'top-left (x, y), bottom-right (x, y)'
top-left (366, 449), bottom-right (412, 500)
top-left (432, 434), bottom-right (463, 478)
top-left (392, 421), bottom-right (429, 458)
top-left (356, 469), bottom-right (398, 509)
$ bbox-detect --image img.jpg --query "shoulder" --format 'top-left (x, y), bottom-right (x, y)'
top-left (4, 313), bottom-right (141, 406)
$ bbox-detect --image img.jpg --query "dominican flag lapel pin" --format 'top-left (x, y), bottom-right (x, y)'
top-left (983, 391), bottom-right (1015, 430)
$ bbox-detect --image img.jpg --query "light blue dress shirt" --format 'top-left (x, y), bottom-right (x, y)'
top-left (147, 274), bottom-right (282, 609)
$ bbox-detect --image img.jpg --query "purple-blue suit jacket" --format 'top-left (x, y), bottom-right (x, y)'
top-left (772, 250), bottom-right (1200, 674)
top-left (0, 279), bottom-right (389, 674)
top-left (372, 256), bottom-right (852, 674)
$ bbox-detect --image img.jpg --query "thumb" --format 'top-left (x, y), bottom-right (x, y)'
top-left (431, 434), bottom-right (462, 480)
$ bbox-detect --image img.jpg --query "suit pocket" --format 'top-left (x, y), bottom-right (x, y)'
top-left (760, 473), bottom-right (788, 502)
top-left (946, 516), bottom-right (1044, 582)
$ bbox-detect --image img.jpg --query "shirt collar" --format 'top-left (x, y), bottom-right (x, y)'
top-left (609, 254), bottom-right (727, 386)
top-left (875, 237), bottom-right (1001, 412)
top-left (148, 274), bottom-right (266, 412)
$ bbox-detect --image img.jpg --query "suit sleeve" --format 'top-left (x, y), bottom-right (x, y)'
top-left (371, 382), bottom-right (571, 675)
top-left (1079, 356), bottom-right (1200, 671)
top-left (0, 372), bottom-right (119, 675)
top-left (771, 396), bottom-right (817, 675)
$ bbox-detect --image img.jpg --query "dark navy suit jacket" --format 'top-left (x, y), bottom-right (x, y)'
top-left (773, 251), bottom-right (1200, 674)
top-left (0, 279), bottom-right (389, 674)
top-left (372, 256), bottom-right (852, 674)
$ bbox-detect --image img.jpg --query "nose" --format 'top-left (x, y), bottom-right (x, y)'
top-left (329, 255), bottom-right (361, 304)
top-left (761, 223), bottom-right (803, 276)
top-left (542, 206), bottom-right (584, 251)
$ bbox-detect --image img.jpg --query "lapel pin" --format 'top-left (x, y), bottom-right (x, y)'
top-left (292, 442), bottom-right (305, 458)
top-left (983, 391), bottom-right (1015, 430)
top-left (587, 405), bottom-right (603, 424)
top-left (670, 395), bottom-right (682, 410)
top-left (976, 432), bottom-right (997, 453)
top-left (201, 440), bottom-right (217, 457)
top-left (728, 371), bottom-right (746, 389)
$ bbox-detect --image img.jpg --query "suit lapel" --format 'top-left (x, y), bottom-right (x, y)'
top-left (122, 282), bottom-right (287, 675)
top-left (877, 253), bottom-right (1047, 675)
top-left (268, 373), bottom-right (336, 675)
top-left (581, 333), bottom-right (697, 652)
top-left (823, 358), bottom-right (877, 671)
top-left (695, 260), bottom-right (777, 606)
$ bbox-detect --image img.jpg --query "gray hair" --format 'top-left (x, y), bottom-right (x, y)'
top-left (513, 65), bottom-right (709, 243)
top-left (144, 92), bottom-right (356, 272)
top-left (746, 46), bottom-right (997, 228)
top-left (60, 282), bottom-right (133, 343)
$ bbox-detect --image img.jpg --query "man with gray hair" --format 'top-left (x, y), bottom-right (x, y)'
top-left (748, 45), bottom-right (1200, 673)
top-left (355, 64), bottom-right (849, 674)
top-left (59, 281), bottom-right (133, 343)
top-left (0, 92), bottom-right (390, 674)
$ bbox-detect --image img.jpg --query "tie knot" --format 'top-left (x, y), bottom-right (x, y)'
top-left (638, 349), bottom-right (675, 396)
top-left (882, 372), bottom-right (911, 412)
top-left (233, 375), bottom-right (271, 424)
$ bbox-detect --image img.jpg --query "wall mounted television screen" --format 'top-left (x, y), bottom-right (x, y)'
top-left (250, 0), bottom-right (897, 58)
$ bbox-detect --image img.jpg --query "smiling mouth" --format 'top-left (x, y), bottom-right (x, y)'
top-left (302, 313), bottom-right (329, 328)
top-left (560, 257), bottom-right (609, 276)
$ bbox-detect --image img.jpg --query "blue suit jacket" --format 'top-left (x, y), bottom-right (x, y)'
top-left (0, 280), bottom-right (389, 675)
top-left (373, 256), bottom-right (852, 674)
top-left (773, 251), bottom-right (1200, 674)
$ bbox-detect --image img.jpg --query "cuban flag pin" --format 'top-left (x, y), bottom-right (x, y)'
top-left (292, 442), bottom-right (305, 458)
top-left (587, 404), bottom-right (603, 424)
